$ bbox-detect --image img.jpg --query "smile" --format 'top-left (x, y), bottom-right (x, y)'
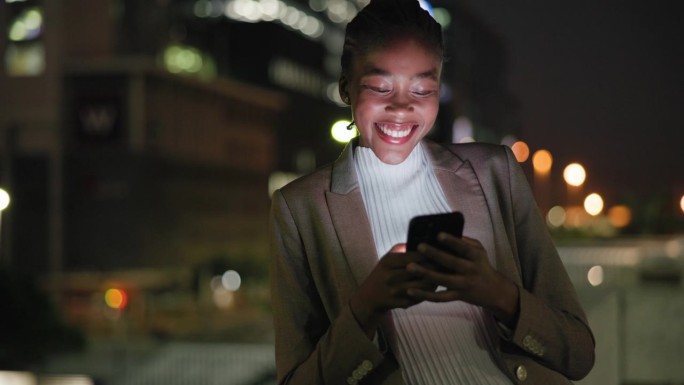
top-left (375, 122), bottom-right (417, 140)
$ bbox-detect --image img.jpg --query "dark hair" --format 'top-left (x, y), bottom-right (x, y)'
top-left (340, 0), bottom-right (443, 79)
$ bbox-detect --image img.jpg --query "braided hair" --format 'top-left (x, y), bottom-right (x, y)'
top-left (340, 0), bottom-right (443, 80)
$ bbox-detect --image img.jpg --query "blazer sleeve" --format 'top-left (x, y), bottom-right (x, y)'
top-left (269, 189), bottom-right (387, 385)
top-left (499, 146), bottom-right (596, 380)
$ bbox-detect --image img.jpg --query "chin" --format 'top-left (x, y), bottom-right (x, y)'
top-left (373, 147), bottom-right (412, 165)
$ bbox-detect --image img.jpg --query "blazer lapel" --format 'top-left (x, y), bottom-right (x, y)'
top-left (325, 140), bottom-right (378, 286)
top-left (424, 141), bottom-right (498, 268)
top-left (425, 141), bottom-right (523, 283)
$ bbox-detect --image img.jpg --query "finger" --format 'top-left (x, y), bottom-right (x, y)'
top-left (387, 269), bottom-right (427, 285)
top-left (438, 234), bottom-right (488, 262)
top-left (415, 244), bottom-right (472, 273)
top-left (381, 250), bottom-right (428, 268)
top-left (389, 243), bottom-right (407, 253)
top-left (407, 288), bottom-right (461, 303)
top-left (435, 233), bottom-right (471, 258)
top-left (407, 261), bottom-right (476, 290)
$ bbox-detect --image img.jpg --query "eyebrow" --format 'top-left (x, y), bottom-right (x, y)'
top-left (361, 66), bottom-right (440, 80)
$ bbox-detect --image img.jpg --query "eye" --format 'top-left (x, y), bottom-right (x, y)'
top-left (362, 85), bottom-right (391, 95)
top-left (412, 90), bottom-right (436, 97)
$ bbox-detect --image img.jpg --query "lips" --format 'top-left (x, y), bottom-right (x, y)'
top-left (375, 122), bottom-right (418, 144)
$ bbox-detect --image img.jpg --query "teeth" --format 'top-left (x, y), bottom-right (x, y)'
top-left (377, 124), bottom-right (413, 138)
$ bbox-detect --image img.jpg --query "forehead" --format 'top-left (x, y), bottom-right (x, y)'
top-left (353, 38), bottom-right (442, 78)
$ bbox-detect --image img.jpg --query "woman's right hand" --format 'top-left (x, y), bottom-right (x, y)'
top-left (349, 244), bottom-right (435, 338)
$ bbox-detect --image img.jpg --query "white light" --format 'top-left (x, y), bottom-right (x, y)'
top-left (584, 193), bottom-right (604, 216)
top-left (0, 188), bottom-right (10, 211)
top-left (563, 163), bottom-right (586, 187)
top-left (0, 371), bottom-right (36, 385)
top-left (284, 6), bottom-right (301, 27)
top-left (221, 270), bottom-right (242, 291)
top-left (260, 0), bottom-right (280, 20)
top-left (587, 265), bottom-right (604, 286)
top-left (303, 17), bottom-right (324, 38)
top-left (331, 120), bottom-right (357, 143)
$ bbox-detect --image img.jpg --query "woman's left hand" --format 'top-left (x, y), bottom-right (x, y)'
top-left (406, 233), bottom-right (520, 327)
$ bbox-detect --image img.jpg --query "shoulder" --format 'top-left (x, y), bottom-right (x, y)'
top-left (278, 163), bottom-right (334, 202)
top-left (426, 140), bottom-right (514, 173)
top-left (443, 141), bottom-right (511, 162)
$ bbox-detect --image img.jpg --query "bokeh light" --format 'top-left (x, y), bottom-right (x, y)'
top-left (8, 7), bottom-right (43, 42)
top-left (432, 7), bottom-right (451, 28)
top-left (222, 0), bottom-right (324, 38)
top-left (104, 288), bottom-right (128, 310)
top-left (221, 270), bottom-right (242, 291)
top-left (565, 206), bottom-right (590, 228)
top-left (584, 193), bottom-right (604, 216)
top-left (331, 120), bottom-right (357, 143)
top-left (608, 205), bottom-right (632, 228)
top-left (213, 287), bottom-right (235, 309)
top-left (510, 141), bottom-right (530, 163)
top-left (0, 188), bottom-right (10, 211)
top-left (563, 163), bottom-right (586, 187)
top-left (587, 265), bottom-right (604, 286)
top-left (546, 205), bottom-right (566, 228)
top-left (680, 194), bottom-right (684, 214)
top-left (532, 149), bottom-right (553, 175)
top-left (0, 371), bottom-right (36, 385)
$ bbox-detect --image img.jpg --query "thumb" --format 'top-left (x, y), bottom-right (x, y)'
top-left (389, 243), bottom-right (407, 253)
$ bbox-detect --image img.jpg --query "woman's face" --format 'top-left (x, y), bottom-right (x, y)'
top-left (343, 38), bottom-right (442, 164)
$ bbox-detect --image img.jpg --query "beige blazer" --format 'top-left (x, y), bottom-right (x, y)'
top-left (270, 140), bottom-right (595, 385)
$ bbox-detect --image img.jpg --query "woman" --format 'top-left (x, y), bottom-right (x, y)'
top-left (270, 1), bottom-right (595, 384)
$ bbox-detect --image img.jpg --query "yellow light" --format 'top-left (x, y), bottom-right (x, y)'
top-left (680, 194), bottom-right (684, 214)
top-left (331, 120), bottom-right (357, 143)
top-left (9, 20), bottom-right (28, 41)
top-left (584, 193), bottom-right (604, 216)
top-left (608, 205), bottom-right (632, 228)
top-left (532, 149), bottom-right (553, 174)
top-left (563, 163), bottom-right (586, 187)
top-left (510, 141), bottom-right (530, 163)
top-left (104, 288), bottom-right (128, 310)
top-left (0, 188), bottom-right (10, 211)
top-left (587, 265), bottom-right (604, 286)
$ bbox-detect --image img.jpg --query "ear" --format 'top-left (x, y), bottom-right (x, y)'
top-left (338, 76), bottom-right (350, 105)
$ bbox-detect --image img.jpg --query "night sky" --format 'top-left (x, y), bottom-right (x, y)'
top-left (460, 0), bottom-right (683, 207)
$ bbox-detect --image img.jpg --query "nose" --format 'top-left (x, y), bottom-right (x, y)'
top-left (386, 91), bottom-right (413, 112)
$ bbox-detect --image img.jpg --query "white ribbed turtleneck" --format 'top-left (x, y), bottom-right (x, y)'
top-left (354, 143), bottom-right (512, 385)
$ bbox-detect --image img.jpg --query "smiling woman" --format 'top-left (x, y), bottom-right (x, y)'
top-left (341, 38), bottom-right (441, 164)
top-left (269, 1), bottom-right (595, 384)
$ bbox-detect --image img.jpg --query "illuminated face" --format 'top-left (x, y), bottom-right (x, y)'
top-left (342, 38), bottom-right (441, 164)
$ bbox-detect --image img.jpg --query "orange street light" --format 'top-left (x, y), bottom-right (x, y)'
top-left (532, 149), bottom-right (553, 175)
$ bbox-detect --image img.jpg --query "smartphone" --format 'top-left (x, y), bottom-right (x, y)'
top-left (406, 212), bottom-right (464, 252)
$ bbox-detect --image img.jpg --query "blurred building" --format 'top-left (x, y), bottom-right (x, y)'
top-left (0, 0), bottom-right (519, 344)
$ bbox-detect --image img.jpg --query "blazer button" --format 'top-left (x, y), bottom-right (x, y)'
top-left (515, 365), bottom-right (528, 381)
